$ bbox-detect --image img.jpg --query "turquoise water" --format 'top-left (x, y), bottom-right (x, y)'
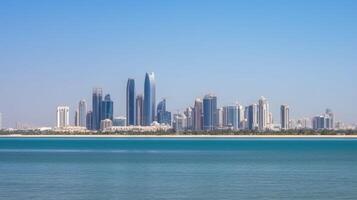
top-left (0, 138), bottom-right (356, 200)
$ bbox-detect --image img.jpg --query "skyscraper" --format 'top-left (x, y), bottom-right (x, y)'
top-left (185, 107), bottom-right (194, 130)
top-left (101, 94), bottom-right (114, 121)
top-left (223, 105), bottom-right (241, 130)
top-left (248, 104), bottom-right (258, 131)
top-left (194, 98), bottom-right (203, 131)
top-left (57, 106), bottom-right (69, 128)
top-left (326, 109), bottom-right (334, 129)
top-left (203, 94), bottom-right (217, 131)
top-left (74, 110), bottom-right (79, 126)
top-left (280, 105), bottom-right (290, 130)
top-left (143, 72), bottom-right (156, 126)
top-left (258, 97), bottom-right (270, 131)
top-left (136, 94), bottom-right (144, 126)
top-left (92, 88), bottom-right (103, 130)
top-left (126, 78), bottom-right (136, 126)
top-left (86, 111), bottom-right (92, 130)
top-left (157, 99), bottom-right (172, 125)
top-left (78, 100), bottom-right (87, 127)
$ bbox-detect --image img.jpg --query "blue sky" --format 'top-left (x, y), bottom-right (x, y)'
top-left (0, 0), bottom-right (356, 128)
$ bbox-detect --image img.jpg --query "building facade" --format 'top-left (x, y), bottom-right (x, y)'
top-left (78, 100), bottom-right (87, 127)
top-left (203, 94), bottom-right (217, 131)
top-left (143, 72), bottom-right (156, 126)
top-left (126, 79), bottom-right (136, 126)
top-left (157, 99), bottom-right (172, 125)
top-left (136, 94), bottom-right (144, 126)
top-left (57, 106), bottom-right (69, 128)
top-left (92, 88), bottom-right (103, 130)
top-left (101, 94), bottom-right (114, 121)
top-left (193, 99), bottom-right (203, 131)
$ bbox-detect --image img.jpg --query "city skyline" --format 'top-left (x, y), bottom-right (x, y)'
top-left (1, 1), bottom-right (357, 128)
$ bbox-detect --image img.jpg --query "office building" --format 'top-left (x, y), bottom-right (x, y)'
top-left (248, 104), bottom-right (258, 130)
top-left (126, 78), bottom-right (136, 126)
top-left (157, 99), bottom-right (172, 125)
top-left (92, 88), bottom-right (103, 130)
top-left (101, 94), bottom-right (114, 121)
top-left (280, 105), bottom-right (290, 130)
top-left (203, 94), bottom-right (217, 131)
top-left (100, 119), bottom-right (113, 131)
top-left (258, 97), bottom-right (270, 131)
top-left (193, 98), bottom-right (203, 131)
top-left (78, 100), bottom-right (87, 127)
top-left (57, 106), bottom-right (69, 128)
top-left (86, 111), bottom-right (93, 130)
top-left (113, 116), bottom-right (127, 126)
top-left (223, 105), bottom-right (241, 130)
top-left (136, 94), bottom-right (144, 126)
top-left (185, 107), bottom-right (194, 130)
top-left (74, 110), bottom-right (79, 126)
top-left (144, 72), bottom-right (156, 126)
top-left (173, 113), bottom-right (187, 132)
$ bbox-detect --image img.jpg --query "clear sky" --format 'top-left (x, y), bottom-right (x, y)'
top-left (0, 0), bottom-right (356, 128)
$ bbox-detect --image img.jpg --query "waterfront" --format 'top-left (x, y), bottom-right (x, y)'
top-left (0, 138), bottom-right (357, 199)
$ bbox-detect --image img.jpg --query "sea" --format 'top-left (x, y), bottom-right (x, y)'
top-left (0, 137), bottom-right (356, 200)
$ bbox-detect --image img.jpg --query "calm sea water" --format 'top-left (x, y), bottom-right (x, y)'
top-left (0, 138), bottom-right (356, 200)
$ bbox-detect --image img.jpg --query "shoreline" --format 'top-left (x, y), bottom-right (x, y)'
top-left (1, 134), bottom-right (357, 138)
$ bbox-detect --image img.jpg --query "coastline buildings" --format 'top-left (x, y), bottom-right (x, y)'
top-left (92, 88), bottom-right (103, 130)
top-left (78, 100), bottom-right (87, 127)
top-left (312, 109), bottom-right (334, 130)
top-left (100, 119), bottom-right (113, 131)
top-left (203, 94), bottom-right (217, 131)
top-left (136, 94), bottom-right (144, 126)
top-left (281, 105), bottom-right (290, 130)
top-left (101, 94), bottom-right (114, 121)
top-left (143, 72), bottom-right (156, 126)
top-left (86, 111), bottom-right (93, 130)
top-left (223, 105), bottom-right (242, 130)
top-left (157, 99), bottom-right (172, 125)
top-left (193, 99), bottom-right (203, 131)
top-left (258, 97), bottom-right (270, 131)
top-left (113, 116), bottom-right (126, 126)
top-left (126, 79), bottom-right (136, 126)
top-left (248, 104), bottom-right (258, 130)
top-left (56, 106), bottom-right (69, 128)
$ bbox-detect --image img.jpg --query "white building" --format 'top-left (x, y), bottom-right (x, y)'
top-left (113, 116), bottom-right (126, 126)
top-left (100, 119), bottom-right (113, 130)
top-left (173, 113), bottom-right (187, 132)
top-left (78, 100), bottom-right (87, 127)
top-left (57, 106), bottom-right (69, 128)
top-left (258, 97), bottom-right (270, 131)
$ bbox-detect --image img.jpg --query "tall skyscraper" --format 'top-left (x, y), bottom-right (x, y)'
top-left (185, 107), bottom-right (194, 130)
top-left (258, 97), bottom-right (270, 131)
top-left (157, 99), bottom-right (172, 125)
top-left (78, 100), bottom-right (87, 127)
top-left (326, 109), bottom-right (334, 129)
top-left (101, 94), bottom-right (114, 121)
top-left (203, 94), bottom-right (217, 131)
top-left (57, 106), bottom-right (69, 128)
top-left (280, 105), bottom-right (290, 130)
top-left (126, 78), bottom-right (136, 126)
top-left (143, 72), bottom-right (156, 126)
top-left (74, 110), bottom-right (79, 126)
top-left (136, 94), bottom-right (144, 126)
top-left (86, 111), bottom-right (93, 130)
top-left (92, 88), bottom-right (103, 130)
top-left (248, 104), bottom-right (258, 130)
top-left (193, 98), bottom-right (203, 131)
top-left (173, 113), bottom-right (187, 132)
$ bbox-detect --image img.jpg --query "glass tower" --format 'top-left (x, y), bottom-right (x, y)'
top-left (203, 94), bottom-right (217, 131)
top-left (126, 79), bottom-right (136, 126)
top-left (143, 72), bottom-right (156, 126)
top-left (92, 88), bottom-right (103, 130)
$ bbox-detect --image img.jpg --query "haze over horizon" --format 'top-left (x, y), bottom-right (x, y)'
top-left (0, 0), bottom-right (356, 128)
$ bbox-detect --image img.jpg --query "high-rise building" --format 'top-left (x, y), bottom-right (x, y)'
top-left (57, 106), bottom-right (69, 128)
top-left (223, 105), bottom-right (241, 130)
top-left (248, 104), bottom-right (258, 131)
top-left (126, 78), bottom-right (136, 126)
top-left (193, 98), bottom-right (203, 131)
top-left (136, 94), bottom-right (144, 126)
top-left (74, 110), bottom-right (79, 126)
top-left (86, 111), bottom-right (93, 130)
top-left (185, 107), bottom-right (194, 130)
top-left (258, 97), bottom-right (270, 131)
top-left (203, 94), bottom-right (217, 131)
top-left (143, 72), bottom-right (156, 126)
top-left (312, 109), bottom-right (334, 130)
top-left (78, 100), bottom-right (87, 127)
top-left (216, 107), bottom-right (224, 128)
top-left (325, 109), bottom-right (334, 129)
top-left (173, 113), bottom-right (187, 132)
top-left (280, 105), bottom-right (290, 130)
top-left (101, 94), bottom-right (114, 121)
top-left (92, 88), bottom-right (103, 130)
top-left (157, 99), bottom-right (172, 125)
